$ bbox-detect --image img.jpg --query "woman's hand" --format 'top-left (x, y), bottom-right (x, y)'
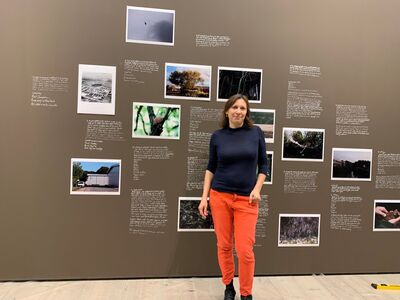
top-left (375, 206), bottom-right (388, 217)
top-left (388, 216), bottom-right (400, 225)
top-left (249, 173), bottom-right (266, 204)
top-left (199, 171), bottom-right (213, 219)
top-left (198, 197), bottom-right (209, 219)
top-left (249, 189), bottom-right (261, 204)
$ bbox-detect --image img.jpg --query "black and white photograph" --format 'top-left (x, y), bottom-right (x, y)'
top-left (77, 64), bottom-right (116, 115)
top-left (373, 200), bottom-right (400, 231)
top-left (178, 197), bottom-right (214, 232)
top-left (165, 63), bottom-right (211, 100)
top-left (278, 214), bottom-right (321, 247)
top-left (265, 151), bottom-right (273, 185)
top-left (250, 109), bottom-right (275, 143)
top-left (126, 6), bottom-right (175, 46)
top-left (70, 158), bottom-right (121, 195)
top-left (132, 102), bottom-right (180, 139)
top-left (217, 66), bottom-right (262, 103)
top-left (282, 128), bottom-right (325, 162)
top-left (331, 148), bottom-right (372, 181)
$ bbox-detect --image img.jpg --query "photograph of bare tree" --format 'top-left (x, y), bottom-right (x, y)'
top-left (250, 109), bottom-right (275, 143)
top-left (126, 6), bottom-right (175, 46)
top-left (278, 214), bottom-right (320, 247)
top-left (217, 66), bottom-right (262, 103)
top-left (331, 148), bottom-right (372, 181)
top-left (178, 197), bottom-right (214, 231)
top-left (373, 200), bottom-right (400, 231)
top-left (165, 63), bottom-right (211, 100)
top-left (282, 128), bottom-right (325, 161)
top-left (132, 102), bottom-right (180, 139)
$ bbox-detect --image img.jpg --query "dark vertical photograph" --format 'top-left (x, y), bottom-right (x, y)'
top-left (278, 214), bottom-right (320, 247)
top-left (265, 151), bottom-right (273, 184)
top-left (217, 67), bottom-right (262, 103)
top-left (282, 128), bottom-right (325, 161)
top-left (178, 197), bottom-right (214, 231)
top-left (331, 148), bottom-right (372, 181)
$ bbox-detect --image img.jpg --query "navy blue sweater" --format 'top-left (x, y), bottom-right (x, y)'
top-left (207, 126), bottom-right (268, 196)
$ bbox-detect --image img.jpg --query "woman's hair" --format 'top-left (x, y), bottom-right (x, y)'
top-left (220, 94), bottom-right (254, 128)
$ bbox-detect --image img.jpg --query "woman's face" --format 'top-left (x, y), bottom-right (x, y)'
top-left (226, 98), bottom-right (247, 128)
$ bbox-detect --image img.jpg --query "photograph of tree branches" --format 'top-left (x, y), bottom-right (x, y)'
top-left (282, 128), bottom-right (325, 161)
top-left (217, 67), bottom-right (262, 103)
top-left (132, 102), bottom-right (180, 139)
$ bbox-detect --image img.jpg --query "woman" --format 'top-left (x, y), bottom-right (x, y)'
top-left (198, 94), bottom-right (267, 300)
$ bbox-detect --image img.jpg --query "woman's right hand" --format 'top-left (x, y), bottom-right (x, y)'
top-left (198, 198), bottom-right (208, 219)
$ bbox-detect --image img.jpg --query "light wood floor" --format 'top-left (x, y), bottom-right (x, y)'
top-left (1, 274), bottom-right (400, 299)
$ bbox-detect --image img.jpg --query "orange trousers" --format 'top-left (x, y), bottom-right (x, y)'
top-left (209, 189), bottom-right (258, 296)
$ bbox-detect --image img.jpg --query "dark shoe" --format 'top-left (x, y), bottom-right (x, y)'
top-left (241, 295), bottom-right (252, 300)
top-left (224, 286), bottom-right (236, 300)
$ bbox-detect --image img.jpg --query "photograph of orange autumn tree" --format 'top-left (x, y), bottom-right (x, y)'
top-left (164, 63), bottom-right (211, 100)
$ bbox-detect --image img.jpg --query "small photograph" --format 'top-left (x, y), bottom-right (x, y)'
top-left (264, 151), bottom-right (273, 184)
top-left (77, 64), bottom-right (116, 115)
top-left (70, 158), bottom-right (121, 195)
top-left (178, 197), bottom-right (214, 232)
top-left (165, 63), bottom-right (211, 100)
top-left (126, 6), bottom-right (175, 46)
top-left (331, 148), bottom-right (372, 181)
top-left (282, 128), bottom-right (325, 162)
top-left (278, 214), bottom-right (321, 247)
top-left (217, 66), bottom-right (263, 103)
top-left (132, 102), bottom-right (180, 139)
top-left (374, 200), bottom-right (400, 231)
top-left (250, 109), bottom-right (275, 143)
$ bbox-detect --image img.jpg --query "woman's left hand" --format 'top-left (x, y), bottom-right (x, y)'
top-left (249, 189), bottom-right (261, 204)
top-left (249, 173), bottom-right (265, 204)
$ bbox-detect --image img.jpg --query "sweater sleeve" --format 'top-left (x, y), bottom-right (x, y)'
top-left (206, 132), bottom-right (217, 174)
top-left (256, 126), bottom-right (268, 175)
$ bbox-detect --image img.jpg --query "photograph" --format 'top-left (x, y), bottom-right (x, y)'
top-left (126, 6), bottom-right (175, 46)
top-left (331, 148), bottom-right (372, 181)
top-left (373, 200), bottom-right (400, 231)
top-left (178, 197), bottom-right (214, 232)
top-left (217, 66), bottom-right (262, 103)
top-left (70, 158), bottom-right (121, 195)
top-left (250, 109), bottom-right (275, 143)
top-left (165, 63), bottom-right (211, 100)
top-left (278, 214), bottom-right (321, 247)
top-left (132, 102), bottom-right (180, 139)
top-left (282, 128), bottom-right (325, 161)
top-left (77, 64), bottom-right (116, 115)
top-left (265, 151), bottom-right (273, 184)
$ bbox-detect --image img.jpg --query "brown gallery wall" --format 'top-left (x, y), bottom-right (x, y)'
top-left (1, 0), bottom-right (400, 280)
